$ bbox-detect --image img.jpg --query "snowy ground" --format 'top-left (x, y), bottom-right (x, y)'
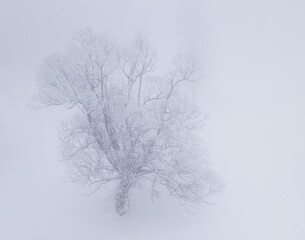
top-left (0, 0), bottom-right (304, 239)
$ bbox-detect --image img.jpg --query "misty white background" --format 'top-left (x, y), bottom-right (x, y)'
top-left (1, 0), bottom-right (304, 239)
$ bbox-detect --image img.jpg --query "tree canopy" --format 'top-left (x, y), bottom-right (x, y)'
top-left (38, 29), bottom-right (221, 215)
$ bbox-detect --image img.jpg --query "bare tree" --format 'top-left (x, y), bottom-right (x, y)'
top-left (37, 29), bottom-right (221, 216)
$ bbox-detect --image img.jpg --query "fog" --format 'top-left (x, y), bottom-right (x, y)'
top-left (1, 0), bottom-right (305, 239)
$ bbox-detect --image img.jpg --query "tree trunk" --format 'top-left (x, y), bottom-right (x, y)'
top-left (115, 180), bottom-right (130, 216)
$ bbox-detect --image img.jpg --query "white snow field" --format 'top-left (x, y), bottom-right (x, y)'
top-left (0, 0), bottom-right (304, 239)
